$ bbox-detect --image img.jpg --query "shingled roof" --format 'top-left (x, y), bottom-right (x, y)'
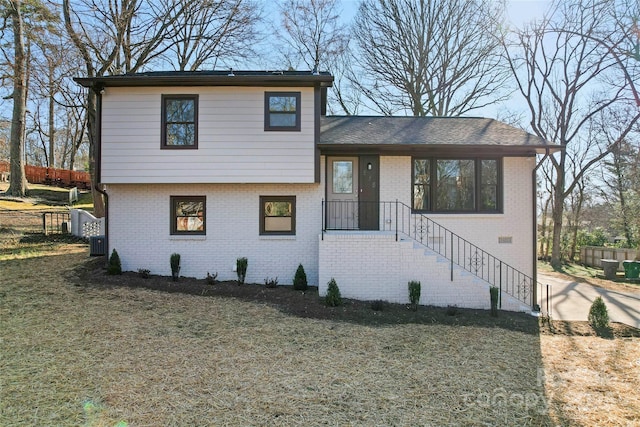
top-left (319, 116), bottom-right (559, 155)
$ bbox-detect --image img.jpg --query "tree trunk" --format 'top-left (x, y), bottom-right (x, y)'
top-left (48, 62), bottom-right (55, 168)
top-left (550, 182), bottom-right (565, 269)
top-left (6, 0), bottom-right (28, 197)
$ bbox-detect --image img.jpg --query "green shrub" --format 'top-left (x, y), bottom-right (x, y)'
top-left (408, 280), bottom-right (421, 311)
top-left (170, 253), bottom-right (180, 281)
top-left (137, 268), bottom-right (150, 279)
top-left (490, 286), bottom-right (499, 317)
top-left (370, 300), bottom-right (385, 311)
top-left (107, 249), bottom-right (122, 275)
top-left (446, 305), bottom-right (458, 316)
top-left (588, 296), bottom-right (610, 329)
top-left (293, 264), bottom-right (308, 291)
top-left (236, 257), bottom-right (248, 284)
top-left (325, 278), bottom-right (342, 307)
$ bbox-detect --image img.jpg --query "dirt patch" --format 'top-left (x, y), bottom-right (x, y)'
top-left (77, 257), bottom-right (640, 338)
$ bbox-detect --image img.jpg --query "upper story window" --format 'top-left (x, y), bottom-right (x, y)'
top-left (170, 196), bottom-right (206, 235)
top-left (413, 158), bottom-right (501, 213)
top-left (264, 92), bottom-right (301, 131)
top-left (162, 95), bottom-right (198, 148)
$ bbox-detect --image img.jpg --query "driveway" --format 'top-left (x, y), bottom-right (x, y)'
top-left (538, 272), bottom-right (640, 328)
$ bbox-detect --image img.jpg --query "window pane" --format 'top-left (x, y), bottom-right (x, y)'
top-left (166, 123), bottom-right (195, 146)
top-left (413, 159), bottom-right (430, 210)
top-left (264, 201), bottom-right (292, 217)
top-left (481, 185), bottom-right (497, 210)
top-left (333, 161), bottom-right (353, 193)
top-left (269, 96), bottom-right (297, 112)
top-left (480, 160), bottom-right (498, 210)
top-left (265, 217), bottom-right (292, 232)
top-left (414, 159), bottom-right (430, 184)
top-left (481, 160), bottom-right (497, 185)
top-left (436, 160), bottom-right (475, 211)
top-left (166, 99), bottom-right (195, 122)
top-left (413, 184), bottom-right (430, 210)
top-left (270, 113), bottom-right (297, 127)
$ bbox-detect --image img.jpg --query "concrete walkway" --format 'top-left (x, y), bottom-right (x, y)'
top-left (538, 272), bottom-right (640, 328)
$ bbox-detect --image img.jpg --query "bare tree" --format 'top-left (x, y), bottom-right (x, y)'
top-left (4, 0), bottom-right (27, 196)
top-left (167, 0), bottom-right (261, 71)
top-left (599, 118), bottom-right (639, 248)
top-left (504, 0), bottom-right (640, 269)
top-left (350, 0), bottom-right (510, 116)
top-left (276, 0), bottom-right (357, 114)
top-left (278, 0), bottom-right (348, 71)
top-left (62, 0), bottom-right (191, 216)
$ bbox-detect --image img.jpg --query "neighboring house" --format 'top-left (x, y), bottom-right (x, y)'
top-left (75, 71), bottom-right (559, 312)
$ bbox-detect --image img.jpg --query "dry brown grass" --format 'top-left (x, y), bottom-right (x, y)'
top-left (540, 335), bottom-right (640, 426)
top-left (1, 240), bottom-right (638, 426)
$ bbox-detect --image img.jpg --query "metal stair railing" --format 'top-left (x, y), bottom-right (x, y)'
top-left (322, 200), bottom-right (540, 309)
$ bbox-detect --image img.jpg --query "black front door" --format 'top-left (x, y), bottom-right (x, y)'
top-left (359, 155), bottom-right (379, 230)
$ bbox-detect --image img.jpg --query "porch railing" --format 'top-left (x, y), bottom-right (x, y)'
top-left (322, 200), bottom-right (540, 310)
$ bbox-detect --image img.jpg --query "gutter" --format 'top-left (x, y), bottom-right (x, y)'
top-left (532, 147), bottom-right (550, 311)
top-left (92, 84), bottom-right (109, 258)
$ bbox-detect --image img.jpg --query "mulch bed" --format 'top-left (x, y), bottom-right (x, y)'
top-left (76, 257), bottom-right (640, 338)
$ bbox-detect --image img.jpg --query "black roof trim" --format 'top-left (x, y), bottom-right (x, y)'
top-left (74, 70), bottom-right (334, 89)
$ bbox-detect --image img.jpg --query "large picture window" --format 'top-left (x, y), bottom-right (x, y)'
top-left (162, 95), bottom-right (198, 148)
top-left (264, 92), bottom-right (301, 131)
top-left (413, 158), bottom-right (501, 213)
top-left (260, 196), bottom-right (296, 235)
top-left (171, 196), bottom-right (206, 235)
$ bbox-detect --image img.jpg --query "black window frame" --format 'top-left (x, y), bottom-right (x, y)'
top-left (412, 157), bottom-right (502, 214)
top-left (264, 92), bottom-right (301, 131)
top-left (259, 195), bottom-right (296, 236)
top-left (161, 94), bottom-right (199, 149)
top-left (170, 195), bottom-right (206, 235)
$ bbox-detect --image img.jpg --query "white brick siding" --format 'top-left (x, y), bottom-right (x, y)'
top-left (106, 182), bottom-right (323, 285)
top-left (106, 155), bottom-right (534, 311)
top-left (318, 233), bottom-right (530, 312)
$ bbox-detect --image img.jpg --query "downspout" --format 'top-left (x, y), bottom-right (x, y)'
top-left (93, 84), bottom-right (109, 258)
top-left (532, 147), bottom-right (550, 311)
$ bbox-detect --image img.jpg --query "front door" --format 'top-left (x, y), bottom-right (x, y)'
top-left (327, 157), bottom-right (358, 229)
top-left (326, 156), bottom-right (380, 230)
top-left (359, 155), bottom-right (379, 230)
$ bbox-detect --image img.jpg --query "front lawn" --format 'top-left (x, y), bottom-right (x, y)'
top-left (0, 239), bottom-right (638, 426)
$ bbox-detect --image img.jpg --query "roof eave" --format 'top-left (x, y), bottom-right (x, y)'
top-left (318, 143), bottom-right (563, 156)
top-left (74, 74), bottom-right (334, 89)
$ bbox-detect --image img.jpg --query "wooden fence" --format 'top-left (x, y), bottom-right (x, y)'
top-left (580, 246), bottom-right (638, 269)
top-left (0, 161), bottom-right (90, 189)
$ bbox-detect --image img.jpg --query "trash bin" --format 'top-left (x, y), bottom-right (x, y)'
top-left (601, 259), bottom-right (619, 280)
top-left (622, 261), bottom-right (640, 279)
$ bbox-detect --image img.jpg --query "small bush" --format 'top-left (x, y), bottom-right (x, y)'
top-left (408, 280), bottom-right (421, 311)
top-left (588, 296), bottom-right (610, 329)
top-left (446, 305), bottom-right (458, 316)
top-left (206, 272), bottom-right (218, 285)
top-left (107, 249), bottom-right (122, 275)
top-left (137, 268), bottom-right (150, 279)
top-left (370, 300), bottom-right (385, 311)
top-left (236, 257), bottom-right (248, 284)
top-left (264, 277), bottom-right (278, 288)
top-left (490, 286), bottom-right (499, 317)
top-left (325, 278), bottom-right (342, 307)
top-left (293, 264), bottom-right (308, 291)
top-left (170, 253), bottom-right (181, 281)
